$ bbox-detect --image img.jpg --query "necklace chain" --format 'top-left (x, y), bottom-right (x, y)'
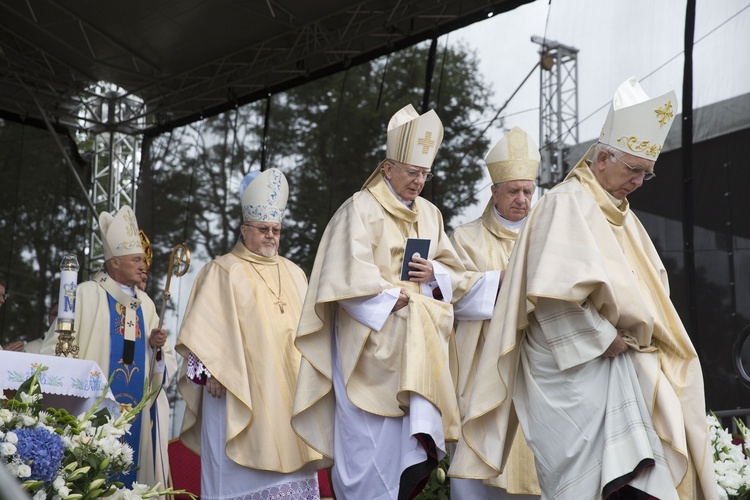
top-left (249, 262), bottom-right (286, 313)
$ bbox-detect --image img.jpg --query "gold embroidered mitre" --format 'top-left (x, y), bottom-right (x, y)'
top-left (485, 126), bottom-right (540, 184)
top-left (599, 76), bottom-right (677, 160)
top-left (386, 104), bottom-right (443, 170)
top-left (99, 205), bottom-right (144, 259)
top-left (241, 168), bottom-right (289, 223)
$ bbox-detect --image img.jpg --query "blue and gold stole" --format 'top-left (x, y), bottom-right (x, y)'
top-left (107, 295), bottom-right (146, 486)
top-left (96, 271), bottom-right (148, 486)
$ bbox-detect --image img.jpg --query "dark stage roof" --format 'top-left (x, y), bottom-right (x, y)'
top-left (0, 0), bottom-right (531, 137)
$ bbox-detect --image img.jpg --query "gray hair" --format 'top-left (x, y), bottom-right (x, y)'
top-left (593, 142), bottom-right (620, 160)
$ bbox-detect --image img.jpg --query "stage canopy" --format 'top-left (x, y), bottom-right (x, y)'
top-left (0, 0), bottom-right (531, 137)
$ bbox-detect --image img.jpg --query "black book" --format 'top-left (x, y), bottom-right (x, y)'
top-left (400, 238), bottom-right (431, 281)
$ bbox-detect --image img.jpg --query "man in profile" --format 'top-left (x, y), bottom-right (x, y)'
top-left (451, 78), bottom-right (717, 499)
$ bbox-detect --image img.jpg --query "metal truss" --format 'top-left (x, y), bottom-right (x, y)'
top-left (0, 0), bottom-right (526, 136)
top-left (76, 84), bottom-right (145, 275)
top-left (532, 36), bottom-right (579, 189)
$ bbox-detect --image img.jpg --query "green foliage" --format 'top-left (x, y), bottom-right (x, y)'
top-left (280, 42), bottom-right (492, 273)
top-left (147, 40), bottom-right (492, 274)
top-left (0, 121), bottom-right (90, 345)
top-left (414, 455), bottom-right (451, 500)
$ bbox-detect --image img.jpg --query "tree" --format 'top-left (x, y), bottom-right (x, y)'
top-left (0, 120), bottom-right (90, 344)
top-left (147, 41), bottom-right (492, 275)
top-left (279, 42), bottom-right (491, 272)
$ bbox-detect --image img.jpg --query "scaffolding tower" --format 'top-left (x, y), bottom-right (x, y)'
top-left (74, 84), bottom-right (146, 277)
top-left (532, 36), bottom-right (579, 189)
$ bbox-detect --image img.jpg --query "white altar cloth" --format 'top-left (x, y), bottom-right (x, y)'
top-left (0, 351), bottom-right (119, 417)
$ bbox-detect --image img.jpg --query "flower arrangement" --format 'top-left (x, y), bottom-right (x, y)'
top-left (708, 412), bottom-right (750, 500)
top-left (1, 365), bottom-right (195, 499)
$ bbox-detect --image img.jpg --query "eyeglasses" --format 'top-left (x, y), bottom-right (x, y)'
top-left (610, 154), bottom-right (656, 181)
top-left (243, 223), bottom-right (281, 236)
top-left (392, 163), bottom-right (434, 181)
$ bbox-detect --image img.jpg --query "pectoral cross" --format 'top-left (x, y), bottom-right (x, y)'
top-left (276, 299), bottom-right (287, 314)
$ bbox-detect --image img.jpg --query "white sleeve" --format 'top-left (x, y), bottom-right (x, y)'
top-left (338, 288), bottom-right (401, 332)
top-left (453, 270), bottom-right (501, 320)
top-left (419, 260), bottom-right (453, 303)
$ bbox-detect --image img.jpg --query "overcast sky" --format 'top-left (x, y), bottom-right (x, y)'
top-left (451, 0), bottom-right (750, 223)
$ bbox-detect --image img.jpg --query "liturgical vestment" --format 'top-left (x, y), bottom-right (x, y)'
top-left (449, 203), bottom-right (540, 498)
top-left (40, 272), bottom-right (176, 491)
top-left (177, 242), bottom-right (323, 499)
top-left (292, 169), bottom-right (466, 499)
top-left (450, 155), bottom-right (717, 500)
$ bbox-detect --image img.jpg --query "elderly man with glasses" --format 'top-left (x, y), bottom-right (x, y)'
top-left (177, 168), bottom-right (324, 500)
top-left (293, 104), bottom-right (468, 499)
top-left (451, 77), bottom-right (717, 499)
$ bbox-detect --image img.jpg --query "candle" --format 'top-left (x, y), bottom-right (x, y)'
top-left (56, 254), bottom-right (80, 329)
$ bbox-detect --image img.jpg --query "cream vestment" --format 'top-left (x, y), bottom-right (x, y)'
top-left (292, 168), bottom-right (466, 499)
top-left (450, 153), bottom-right (717, 500)
top-left (177, 242), bottom-right (323, 499)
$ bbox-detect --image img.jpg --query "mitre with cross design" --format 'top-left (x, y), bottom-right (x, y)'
top-left (386, 104), bottom-right (443, 170)
top-left (599, 76), bottom-right (677, 161)
top-left (99, 205), bottom-right (144, 260)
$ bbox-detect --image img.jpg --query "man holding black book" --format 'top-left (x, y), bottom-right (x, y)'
top-left (292, 104), bottom-right (467, 499)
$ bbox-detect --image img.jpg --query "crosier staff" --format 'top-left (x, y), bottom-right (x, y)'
top-left (149, 243), bottom-right (191, 395)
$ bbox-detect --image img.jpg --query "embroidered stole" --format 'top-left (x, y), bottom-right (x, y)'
top-left (97, 273), bottom-right (146, 486)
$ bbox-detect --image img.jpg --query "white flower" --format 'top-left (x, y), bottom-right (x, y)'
top-left (57, 486), bottom-right (70, 497)
top-left (16, 463), bottom-right (32, 478)
top-left (53, 475), bottom-right (65, 490)
top-left (0, 442), bottom-right (16, 456)
top-left (19, 392), bottom-right (41, 404)
top-left (4, 431), bottom-right (17, 445)
top-left (20, 414), bottom-right (36, 426)
top-left (0, 408), bottom-right (12, 422)
top-left (33, 490), bottom-right (46, 500)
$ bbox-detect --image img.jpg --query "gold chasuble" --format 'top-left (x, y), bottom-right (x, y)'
top-left (176, 242), bottom-right (323, 472)
top-left (450, 202), bottom-right (517, 418)
top-left (292, 169), bottom-right (465, 462)
top-left (450, 151), bottom-right (717, 499)
top-left (450, 203), bottom-right (540, 495)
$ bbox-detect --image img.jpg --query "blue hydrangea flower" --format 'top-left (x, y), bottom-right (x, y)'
top-left (14, 427), bottom-right (65, 484)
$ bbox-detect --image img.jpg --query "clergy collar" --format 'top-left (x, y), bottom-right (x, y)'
top-left (105, 272), bottom-right (136, 297)
top-left (493, 206), bottom-right (526, 230)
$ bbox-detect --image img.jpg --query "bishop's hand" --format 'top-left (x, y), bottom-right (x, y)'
top-left (206, 377), bottom-right (226, 398)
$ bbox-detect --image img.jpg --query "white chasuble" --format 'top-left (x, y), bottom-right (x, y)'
top-left (176, 242), bottom-right (323, 498)
top-left (450, 150), bottom-right (717, 500)
top-left (292, 168), bottom-right (466, 498)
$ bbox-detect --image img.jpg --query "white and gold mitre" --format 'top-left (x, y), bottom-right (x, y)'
top-left (386, 104), bottom-right (443, 170)
top-left (485, 126), bottom-right (540, 184)
top-left (99, 205), bottom-right (143, 260)
top-left (599, 76), bottom-right (677, 160)
top-left (241, 168), bottom-right (288, 223)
